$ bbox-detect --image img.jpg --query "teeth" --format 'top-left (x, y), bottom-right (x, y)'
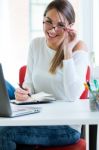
top-left (48, 33), bottom-right (56, 38)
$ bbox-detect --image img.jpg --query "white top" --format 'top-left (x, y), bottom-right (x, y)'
top-left (23, 37), bottom-right (90, 132)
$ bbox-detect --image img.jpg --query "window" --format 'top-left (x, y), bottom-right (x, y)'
top-left (29, 0), bottom-right (52, 39)
top-left (93, 0), bottom-right (99, 66)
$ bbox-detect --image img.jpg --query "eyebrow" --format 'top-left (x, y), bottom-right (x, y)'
top-left (45, 17), bottom-right (52, 21)
top-left (45, 16), bottom-right (65, 24)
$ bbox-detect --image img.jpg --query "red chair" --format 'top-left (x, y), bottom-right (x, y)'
top-left (80, 66), bottom-right (90, 99)
top-left (17, 65), bottom-right (90, 150)
top-left (37, 139), bottom-right (86, 150)
top-left (19, 65), bottom-right (27, 87)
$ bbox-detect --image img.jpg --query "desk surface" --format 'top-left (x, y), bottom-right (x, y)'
top-left (0, 100), bottom-right (99, 126)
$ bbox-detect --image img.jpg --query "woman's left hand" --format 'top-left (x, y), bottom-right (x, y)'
top-left (63, 28), bottom-right (78, 59)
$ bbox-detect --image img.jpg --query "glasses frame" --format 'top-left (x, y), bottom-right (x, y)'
top-left (43, 18), bottom-right (67, 33)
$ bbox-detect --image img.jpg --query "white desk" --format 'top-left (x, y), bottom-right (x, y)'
top-left (0, 100), bottom-right (99, 150)
top-left (0, 99), bottom-right (99, 126)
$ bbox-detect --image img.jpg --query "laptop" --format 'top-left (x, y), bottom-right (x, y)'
top-left (0, 63), bottom-right (41, 117)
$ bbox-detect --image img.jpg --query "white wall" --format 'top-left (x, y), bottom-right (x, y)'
top-left (93, 0), bottom-right (99, 66)
top-left (0, 0), bottom-right (29, 86)
top-left (78, 0), bottom-right (93, 51)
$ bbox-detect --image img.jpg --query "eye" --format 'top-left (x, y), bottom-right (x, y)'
top-left (58, 22), bottom-right (65, 28)
top-left (45, 20), bottom-right (52, 25)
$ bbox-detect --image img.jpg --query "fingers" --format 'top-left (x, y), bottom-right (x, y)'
top-left (63, 27), bottom-right (78, 56)
top-left (15, 88), bottom-right (30, 101)
top-left (65, 28), bottom-right (77, 41)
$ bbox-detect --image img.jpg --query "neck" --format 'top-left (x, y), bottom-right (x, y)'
top-left (47, 42), bottom-right (58, 51)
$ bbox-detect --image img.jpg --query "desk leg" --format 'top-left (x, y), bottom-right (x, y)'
top-left (89, 125), bottom-right (97, 150)
top-left (85, 125), bottom-right (89, 150)
top-left (97, 125), bottom-right (98, 150)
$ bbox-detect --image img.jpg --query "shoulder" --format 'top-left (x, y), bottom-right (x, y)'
top-left (30, 37), bottom-right (45, 46)
top-left (73, 40), bottom-right (88, 52)
top-left (29, 37), bottom-right (45, 53)
top-left (29, 37), bottom-right (46, 57)
top-left (72, 41), bottom-right (90, 64)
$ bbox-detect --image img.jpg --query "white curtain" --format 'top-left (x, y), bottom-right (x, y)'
top-left (0, 0), bottom-right (29, 86)
top-left (0, 0), bottom-right (13, 83)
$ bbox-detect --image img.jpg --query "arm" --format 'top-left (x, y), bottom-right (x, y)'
top-left (62, 28), bottom-right (89, 100)
top-left (63, 50), bottom-right (90, 100)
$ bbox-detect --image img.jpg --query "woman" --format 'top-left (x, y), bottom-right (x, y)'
top-left (0, 0), bottom-right (89, 149)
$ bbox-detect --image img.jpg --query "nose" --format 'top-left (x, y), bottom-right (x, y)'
top-left (51, 26), bottom-right (58, 32)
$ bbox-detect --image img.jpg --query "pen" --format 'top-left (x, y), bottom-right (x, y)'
top-left (93, 79), bottom-right (99, 91)
top-left (86, 81), bottom-right (93, 93)
top-left (18, 84), bottom-right (31, 97)
top-left (86, 81), bottom-right (96, 98)
top-left (84, 83), bottom-right (89, 90)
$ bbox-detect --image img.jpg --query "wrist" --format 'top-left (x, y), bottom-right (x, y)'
top-left (64, 49), bottom-right (72, 59)
top-left (64, 55), bottom-right (72, 59)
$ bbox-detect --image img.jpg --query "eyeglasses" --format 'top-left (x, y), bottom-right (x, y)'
top-left (43, 20), bottom-right (66, 33)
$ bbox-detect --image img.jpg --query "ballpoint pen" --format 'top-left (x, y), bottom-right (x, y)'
top-left (84, 83), bottom-right (89, 90)
top-left (18, 84), bottom-right (31, 97)
top-left (86, 81), bottom-right (93, 93)
top-left (86, 81), bottom-right (96, 99)
top-left (84, 82), bottom-right (95, 96)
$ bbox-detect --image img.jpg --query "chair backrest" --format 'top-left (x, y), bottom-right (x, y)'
top-left (80, 66), bottom-right (90, 99)
top-left (19, 65), bottom-right (27, 87)
top-left (19, 65), bottom-right (90, 99)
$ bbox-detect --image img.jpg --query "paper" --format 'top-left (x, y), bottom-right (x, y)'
top-left (12, 92), bottom-right (56, 105)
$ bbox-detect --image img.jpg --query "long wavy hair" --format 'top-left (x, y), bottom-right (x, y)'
top-left (44, 0), bottom-right (75, 74)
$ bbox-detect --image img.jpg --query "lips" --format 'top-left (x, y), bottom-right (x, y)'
top-left (47, 31), bottom-right (58, 38)
top-left (48, 33), bottom-right (57, 38)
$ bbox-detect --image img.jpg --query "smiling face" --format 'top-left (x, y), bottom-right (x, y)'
top-left (43, 8), bottom-right (69, 50)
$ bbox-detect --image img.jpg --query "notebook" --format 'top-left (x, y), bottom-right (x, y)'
top-left (0, 63), bottom-right (41, 117)
top-left (12, 92), bottom-right (56, 105)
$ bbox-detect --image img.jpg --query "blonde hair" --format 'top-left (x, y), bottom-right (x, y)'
top-left (49, 45), bottom-right (64, 74)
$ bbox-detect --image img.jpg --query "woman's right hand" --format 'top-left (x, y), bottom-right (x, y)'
top-left (15, 87), bottom-right (30, 101)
